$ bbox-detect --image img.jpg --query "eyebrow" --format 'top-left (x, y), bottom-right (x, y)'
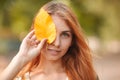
top-left (62, 30), bottom-right (71, 33)
top-left (61, 30), bottom-right (72, 35)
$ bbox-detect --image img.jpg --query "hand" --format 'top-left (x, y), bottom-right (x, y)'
top-left (0, 30), bottom-right (47, 80)
top-left (17, 30), bottom-right (47, 63)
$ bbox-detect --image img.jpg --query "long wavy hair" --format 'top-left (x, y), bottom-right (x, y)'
top-left (18, 1), bottom-right (96, 80)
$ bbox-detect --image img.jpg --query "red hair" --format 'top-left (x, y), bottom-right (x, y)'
top-left (18, 1), bottom-right (96, 80)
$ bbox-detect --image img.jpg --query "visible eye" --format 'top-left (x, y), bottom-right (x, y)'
top-left (61, 32), bottom-right (71, 38)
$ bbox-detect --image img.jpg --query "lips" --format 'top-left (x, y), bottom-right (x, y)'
top-left (48, 48), bottom-right (61, 52)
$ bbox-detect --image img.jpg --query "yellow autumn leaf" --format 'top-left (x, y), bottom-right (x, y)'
top-left (34, 8), bottom-right (56, 44)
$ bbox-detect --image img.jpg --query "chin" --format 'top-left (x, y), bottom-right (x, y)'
top-left (45, 56), bottom-right (62, 61)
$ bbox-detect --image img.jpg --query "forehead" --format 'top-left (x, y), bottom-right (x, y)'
top-left (52, 15), bottom-right (71, 32)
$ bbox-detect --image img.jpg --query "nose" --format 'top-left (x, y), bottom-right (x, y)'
top-left (52, 36), bottom-right (60, 47)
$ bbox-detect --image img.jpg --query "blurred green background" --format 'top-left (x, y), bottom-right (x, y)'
top-left (0, 0), bottom-right (120, 80)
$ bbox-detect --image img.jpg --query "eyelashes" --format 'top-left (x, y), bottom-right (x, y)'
top-left (61, 32), bottom-right (72, 38)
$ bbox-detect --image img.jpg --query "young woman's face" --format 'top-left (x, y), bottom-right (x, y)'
top-left (41, 15), bottom-right (72, 61)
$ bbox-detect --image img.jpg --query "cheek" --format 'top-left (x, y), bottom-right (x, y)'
top-left (61, 39), bottom-right (72, 51)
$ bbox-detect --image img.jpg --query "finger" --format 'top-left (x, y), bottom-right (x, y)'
top-left (31, 35), bottom-right (36, 41)
top-left (35, 40), bottom-right (40, 45)
top-left (37, 39), bottom-right (47, 51)
top-left (25, 30), bottom-right (35, 39)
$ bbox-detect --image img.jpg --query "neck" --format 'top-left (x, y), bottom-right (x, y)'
top-left (34, 56), bottom-right (65, 75)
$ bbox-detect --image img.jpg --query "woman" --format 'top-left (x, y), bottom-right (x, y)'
top-left (0, 1), bottom-right (98, 80)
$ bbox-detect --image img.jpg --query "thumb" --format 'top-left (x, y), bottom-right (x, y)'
top-left (37, 39), bottom-right (47, 51)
